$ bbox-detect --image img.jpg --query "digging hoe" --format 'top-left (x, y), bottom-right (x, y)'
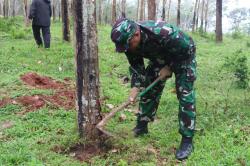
top-left (96, 65), bottom-right (172, 137)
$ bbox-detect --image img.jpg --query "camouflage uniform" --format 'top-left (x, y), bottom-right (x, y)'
top-left (112, 20), bottom-right (197, 138)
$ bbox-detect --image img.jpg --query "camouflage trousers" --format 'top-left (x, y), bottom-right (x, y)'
top-left (137, 56), bottom-right (197, 138)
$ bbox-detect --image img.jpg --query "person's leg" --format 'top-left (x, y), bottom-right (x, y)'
top-left (174, 56), bottom-right (197, 160)
top-left (134, 59), bottom-right (167, 136)
top-left (32, 25), bottom-right (43, 47)
top-left (42, 26), bottom-right (51, 48)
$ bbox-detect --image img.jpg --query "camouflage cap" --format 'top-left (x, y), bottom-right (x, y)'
top-left (111, 18), bottom-right (138, 52)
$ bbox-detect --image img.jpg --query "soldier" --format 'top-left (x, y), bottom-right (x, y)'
top-left (29, 0), bottom-right (52, 48)
top-left (110, 18), bottom-right (197, 160)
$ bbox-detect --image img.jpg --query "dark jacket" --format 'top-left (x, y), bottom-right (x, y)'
top-left (29, 0), bottom-right (52, 26)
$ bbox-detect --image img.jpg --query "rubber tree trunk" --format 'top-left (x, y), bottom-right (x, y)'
top-left (121, 0), bottom-right (126, 18)
top-left (195, 0), bottom-right (200, 31)
top-left (0, 2), bottom-right (2, 16)
top-left (3, 0), bottom-right (9, 18)
top-left (192, 0), bottom-right (198, 32)
top-left (112, 0), bottom-right (116, 24)
top-left (52, 0), bottom-right (56, 22)
top-left (147, 0), bottom-right (156, 20)
top-left (98, 0), bottom-right (102, 24)
top-left (167, 0), bottom-right (171, 21)
top-left (136, 0), bottom-right (139, 20)
top-left (23, 0), bottom-right (29, 25)
top-left (177, 0), bottom-right (181, 26)
top-left (61, 0), bottom-right (70, 41)
top-left (58, 1), bottom-right (61, 21)
top-left (139, 0), bottom-right (144, 20)
top-left (199, 0), bottom-right (205, 33)
top-left (161, 0), bottom-right (166, 21)
top-left (73, 0), bottom-right (102, 139)
top-left (204, 0), bottom-right (209, 33)
top-left (216, 0), bottom-right (222, 42)
top-left (12, 0), bottom-right (16, 17)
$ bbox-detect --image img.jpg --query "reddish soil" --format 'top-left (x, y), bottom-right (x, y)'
top-left (20, 72), bottom-right (66, 89)
top-left (0, 72), bottom-right (75, 114)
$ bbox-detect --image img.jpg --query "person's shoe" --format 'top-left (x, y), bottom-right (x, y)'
top-left (175, 137), bottom-right (193, 161)
top-left (133, 121), bottom-right (148, 137)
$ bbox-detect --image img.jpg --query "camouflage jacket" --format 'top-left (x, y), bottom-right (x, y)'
top-left (125, 20), bottom-right (196, 88)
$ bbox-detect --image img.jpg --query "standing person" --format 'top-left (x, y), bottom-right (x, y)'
top-left (29, 0), bottom-right (52, 48)
top-left (110, 18), bottom-right (197, 160)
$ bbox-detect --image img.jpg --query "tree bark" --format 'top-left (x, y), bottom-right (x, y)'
top-left (167, 0), bottom-right (171, 21)
top-left (139, 0), bottom-right (144, 20)
top-left (199, 0), bottom-right (205, 33)
top-left (121, 0), bottom-right (126, 18)
top-left (74, 0), bottom-right (102, 139)
top-left (216, 0), bottom-right (222, 42)
top-left (61, 0), bottom-right (70, 41)
top-left (204, 0), bottom-right (209, 32)
top-left (195, 0), bottom-right (200, 31)
top-left (148, 0), bottom-right (156, 20)
top-left (192, 0), bottom-right (198, 32)
top-left (177, 0), bottom-right (181, 26)
top-left (112, 0), bottom-right (116, 24)
top-left (161, 0), bottom-right (166, 21)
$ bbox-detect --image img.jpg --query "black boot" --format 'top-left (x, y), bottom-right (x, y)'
top-left (175, 137), bottom-right (193, 160)
top-left (133, 121), bottom-right (148, 137)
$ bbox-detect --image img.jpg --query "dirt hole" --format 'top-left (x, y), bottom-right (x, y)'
top-left (52, 142), bottom-right (112, 162)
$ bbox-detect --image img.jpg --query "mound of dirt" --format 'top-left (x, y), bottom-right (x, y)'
top-left (15, 95), bottom-right (45, 114)
top-left (0, 72), bottom-right (76, 114)
top-left (20, 72), bottom-right (66, 89)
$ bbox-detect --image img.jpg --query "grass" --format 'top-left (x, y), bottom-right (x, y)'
top-left (0, 17), bottom-right (250, 165)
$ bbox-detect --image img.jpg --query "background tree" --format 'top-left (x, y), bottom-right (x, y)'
top-left (216, 0), bottom-right (222, 42)
top-left (139, 0), bottom-right (144, 20)
top-left (61, 0), bottom-right (70, 41)
top-left (177, 0), bottom-right (181, 26)
top-left (204, 0), bottom-right (209, 32)
top-left (199, 0), bottom-right (205, 33)
top-left (167, 0), bottom-right (171, 21)
top-left (52, 0), bottom-right (56, 22)
top-left (23, 0), bottom-right (30, 25)
top-left (148, 0), bottom-right (156, 20)
top-left (112, 0), bottom-right (116, 24)
top-left (74, 0), bottom-right (102, 139)
top-left (195, 0), bottom-right (200, 31)
top-left (3, 0), bottom-right (9, 18)
top-left (228, 8), bottom-right (248, 32)
top-left (121, 0), bottom-right (126, 17)
top-left (12, 0), bottom-right (16, 17)
top-left (98, 0), bottom-right (102, 24)
top-left (192, 0), bottom-right (198, 32)
top-left (161, 0), bottom-right (167, 21)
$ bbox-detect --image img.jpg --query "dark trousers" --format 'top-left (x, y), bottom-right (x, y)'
top-left (32, 25), bottom-right (51, 48)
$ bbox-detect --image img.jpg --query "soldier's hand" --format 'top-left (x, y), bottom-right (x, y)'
top-left (129, 87), bottom-right (139, 104)
top-left (159, 65), bottom-right (172, 80)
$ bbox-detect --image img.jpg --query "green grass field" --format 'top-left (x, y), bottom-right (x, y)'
top-left (0, 18), bottom-right (250, 165)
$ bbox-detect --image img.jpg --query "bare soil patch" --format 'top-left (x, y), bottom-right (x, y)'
top-left (0, 72), bottom-right (75, 113)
